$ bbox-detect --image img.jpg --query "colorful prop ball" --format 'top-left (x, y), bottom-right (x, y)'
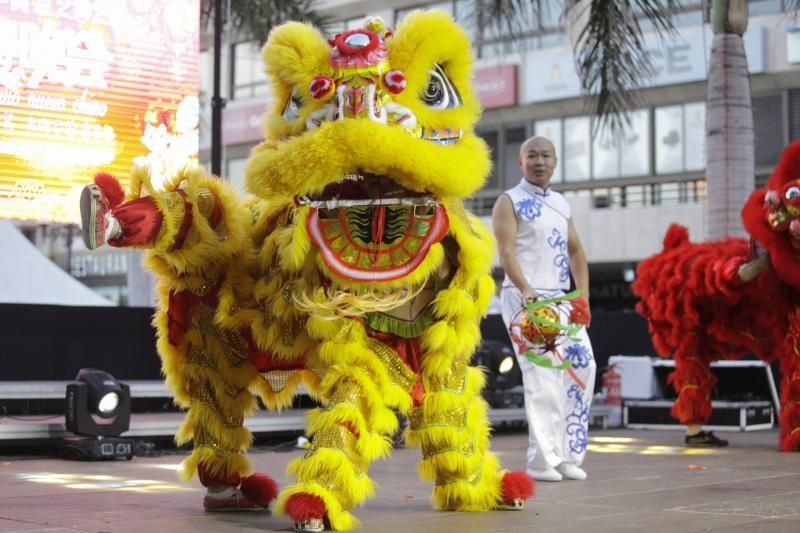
top-left (519, 304), bottom-right (561, 346)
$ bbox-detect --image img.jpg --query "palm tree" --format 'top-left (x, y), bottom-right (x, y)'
top-left (704, 0), bottom-right (752, 239)
top-left (200, 0), bottom-right (325, 43)
top-left (480, 1), bottom-right (797, 238)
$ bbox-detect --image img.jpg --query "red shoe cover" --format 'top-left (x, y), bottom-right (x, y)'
top-left (240, 473), bottom-right (279, 506)
top-left (502, 471), bottom-right (535, 503)
top-left (94, 172), bottom-right (124, 208)
top-left (284, 492), bottom-right (326, 521)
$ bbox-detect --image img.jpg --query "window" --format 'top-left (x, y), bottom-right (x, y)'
top-left (592, 123), bottom-right (619, 180)
top-left (753, 94), bottom-right (785, 168)
top-left (563, 116), bottom-right (590, 181)
top-left (534, 119), bottom-right (563, 183)
top-left (502, 126), bottom-right (526, 189)
top-left (683, 102), bottom-right (705, 171)
top-left (226, 157), bottom-right (248, 194)
top-left (231, 41), bottom-right (268, 100)
top-left (655, 105), bottom-right (684, 174)
top-left (620, 110), bottom-right (651, 177)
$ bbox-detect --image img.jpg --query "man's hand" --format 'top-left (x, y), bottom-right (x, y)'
top-left (522, 287), bottom-right (539, 305)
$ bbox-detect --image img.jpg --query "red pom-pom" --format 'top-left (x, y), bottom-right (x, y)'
top-left (309, 76), bottom-right (334, 100)
top-left (284, 492), bottom-right (326, 521)
top-left (501, 470), bottom-right (534, 503)
top-left (240, 473), bottom-right (279, 506)
top-left (382, 69), bottom-right (406, 94)
top-left (570, 297), bottom-right (591, 326)
top-left (94, 172), bottom-right (124, 208)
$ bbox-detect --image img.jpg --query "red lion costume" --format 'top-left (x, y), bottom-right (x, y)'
top-left (633, 140), bottom-right (800, 451)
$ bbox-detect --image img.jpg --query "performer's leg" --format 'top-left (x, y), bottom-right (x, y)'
top-left (168, 325), bottom-right (276, 510)
top-left (669, 347), bottom-right (727, 446)
top-left (276, 330), bottom-right (399, 531)
top-left (778, 341), bottom-right (800, 451)
top-left (557, 326), bottom-right (596, 480)
top-left (407, 362), bottom-right (502, 510)
top-left (501, 288), bottom-right (563, 480)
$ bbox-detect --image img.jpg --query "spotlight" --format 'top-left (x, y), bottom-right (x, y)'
top-left (473, 340), bottom-right (524, 408)
top-left (62, 368), bottom-right (133, 461)
top-left (498, 355), bottom-right (515, 374)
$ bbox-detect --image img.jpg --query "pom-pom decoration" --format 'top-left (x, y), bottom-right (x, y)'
top-left (309, 76), bottom-right (335, 100)
top-left (382, 69), bottom-right (406, 94)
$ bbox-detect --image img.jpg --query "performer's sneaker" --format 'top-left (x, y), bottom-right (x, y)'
top-left (685, 430), bottom-right (729, 447)
top-left (556, 463), bottom-right (587, 480)
top-left (527, 468), bottom-right (562, 482)
top-left (203, 486), bottom-right (270, 512)
top-left (80, 184), bottom-right (112, 250)
top-left (294, 518), bottom-right (325, 532)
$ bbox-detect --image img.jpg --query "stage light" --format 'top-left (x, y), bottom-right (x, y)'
top-left (473, 340), bottom-right (523, 408)
top-left (62, 368), bottom-right (133, 461)
top-left (498, 355), bottom-right (515, 374)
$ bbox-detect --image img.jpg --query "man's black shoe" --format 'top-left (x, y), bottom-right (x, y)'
top-left (685, 430), bottom-right (728, 447)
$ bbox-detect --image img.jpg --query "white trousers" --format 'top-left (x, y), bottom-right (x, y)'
top-left (501, 287), bottom-right (597, 470)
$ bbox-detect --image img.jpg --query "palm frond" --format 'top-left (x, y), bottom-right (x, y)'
top-left (201, 0), bottom-right (327, 43)
top-left (570, 0), bottom-right (678, 135)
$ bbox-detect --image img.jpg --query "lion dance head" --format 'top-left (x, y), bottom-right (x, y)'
top-left (743, 139), bottom-right (800, 289)
top-left (244, 11), bottom-right (490, 296)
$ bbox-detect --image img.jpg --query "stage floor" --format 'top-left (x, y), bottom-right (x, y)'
top-left (0, 428), bottom-right (798, 532)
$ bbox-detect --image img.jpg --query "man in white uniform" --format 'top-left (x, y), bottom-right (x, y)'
top-left (492, 136), bottom-right (596, 482)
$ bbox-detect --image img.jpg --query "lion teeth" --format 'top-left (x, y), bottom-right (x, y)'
top-left (297, 196), bottom-right (437, 208)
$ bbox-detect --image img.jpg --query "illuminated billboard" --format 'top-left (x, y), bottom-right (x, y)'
top-left (0, 0), bottom-right (200, 223)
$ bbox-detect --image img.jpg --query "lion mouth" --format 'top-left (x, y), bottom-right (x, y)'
top-left (302, 173), bottom-right (449, 281)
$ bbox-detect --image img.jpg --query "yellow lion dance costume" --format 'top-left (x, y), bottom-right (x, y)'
top-left (80, 10), bottom-right (532, 531)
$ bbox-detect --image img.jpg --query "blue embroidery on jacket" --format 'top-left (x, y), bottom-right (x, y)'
top-left (515, 197), bottom-right (543, 221)
top-left (566, 384), bottom-right (589, 454)
top-left (547, 229), bottom-right (570, 282)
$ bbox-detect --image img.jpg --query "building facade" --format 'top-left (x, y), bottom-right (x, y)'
top-left (122, 1), bottom-right (800, 308)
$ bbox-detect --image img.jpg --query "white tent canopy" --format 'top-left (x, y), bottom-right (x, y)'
top-left (0, 220), bottom-right (113, 306)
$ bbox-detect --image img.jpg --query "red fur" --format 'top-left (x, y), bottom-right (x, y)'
top-left (93, 172), bottom-right (124, 208)
top-left (240, 473), bottom-right (279, 506)
top-left (197, 462), bottom-right (241, 487)
top-left (779, 401), bottom-right (800, 451)
top-left (670, 386), bottom-right (713, 426)
top-left (501, 470), bottom-right (534, 502)
top-left (284, 493), bottom-right (326, 521)
top-left (633, 141), bottom-right (800, 451)
top-left (663, 224), bottom-right (689, 249)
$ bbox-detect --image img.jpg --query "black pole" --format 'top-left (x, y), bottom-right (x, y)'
top-left (65, 224), bottom-right (74, 276)
top-left (211, 0), bottom-right (225, 176)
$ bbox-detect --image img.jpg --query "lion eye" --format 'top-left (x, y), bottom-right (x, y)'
top-left (282, 90), bottom-right (302, 121)
top-left (421, 64), bottom-right (461, 110)
top-left (786, 186), bottom-right (800, 202)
